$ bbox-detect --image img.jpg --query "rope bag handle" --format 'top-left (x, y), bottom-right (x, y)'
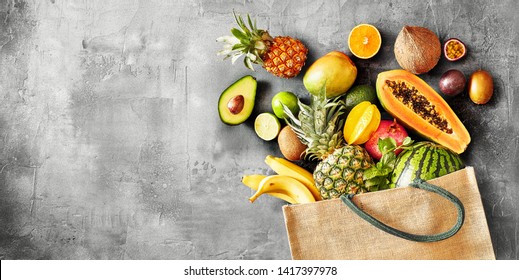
top-left (340, 179), bottom-right (465, 242)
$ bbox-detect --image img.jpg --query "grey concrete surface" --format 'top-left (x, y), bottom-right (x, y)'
top-left (0, 0), bottom-right (517, 259)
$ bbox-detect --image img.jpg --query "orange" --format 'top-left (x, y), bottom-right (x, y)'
top-left (348, 24), bottom-right (382, 59)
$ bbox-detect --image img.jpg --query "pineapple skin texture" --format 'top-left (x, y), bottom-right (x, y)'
top-left (263, 36), bottom-right (308, 78)
top-left (314, 145), bottom-right (374, 200)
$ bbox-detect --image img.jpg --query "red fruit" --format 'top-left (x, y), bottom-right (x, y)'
top-left (364, 119), bottom-right (408, 161)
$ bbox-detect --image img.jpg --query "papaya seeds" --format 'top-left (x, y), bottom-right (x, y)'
top-left (376, 70), bottom-right (471, 154)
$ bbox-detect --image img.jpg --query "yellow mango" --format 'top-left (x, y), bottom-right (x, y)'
top-left (303, 51), bottom-right (357, 98)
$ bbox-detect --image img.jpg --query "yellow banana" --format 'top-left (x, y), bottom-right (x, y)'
top-left (249, 175), bottom-right (315, 204)
top-left (264, 155), bottom-right (322, 201)
top-left (242, 174), bottom-right (297, 204)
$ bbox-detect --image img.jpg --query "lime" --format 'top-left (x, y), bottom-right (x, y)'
top-left (344, 85), bottom-right (377, 112)
top-left (254, 113), bottom-right (281, 141)
top-left (271, 91), bottom-right (300, 119)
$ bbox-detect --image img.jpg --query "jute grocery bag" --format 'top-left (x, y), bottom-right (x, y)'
top-left (282, 167), bottom-right (495, 259)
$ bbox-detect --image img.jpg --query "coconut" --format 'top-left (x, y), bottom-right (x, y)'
top-left (394, 26), bottom-right (441, 74)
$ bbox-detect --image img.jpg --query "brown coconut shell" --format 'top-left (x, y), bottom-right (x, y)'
top-left (394, 26), bottom-right (441, 74)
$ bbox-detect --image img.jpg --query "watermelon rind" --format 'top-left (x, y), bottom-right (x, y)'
top-left (390, 141), bottom-right (464, 188)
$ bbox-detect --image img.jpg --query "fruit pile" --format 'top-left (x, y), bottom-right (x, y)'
top-left (216, 13), bottom-right (494, 204)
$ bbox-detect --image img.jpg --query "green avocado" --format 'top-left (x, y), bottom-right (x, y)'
top-left (343, 84), bottom-right (377, 112)
top-left (218, 75), bottom-right (257, 125)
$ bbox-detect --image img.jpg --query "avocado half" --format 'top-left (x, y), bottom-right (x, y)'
top-left (218, 75), bottom-right (257, 125)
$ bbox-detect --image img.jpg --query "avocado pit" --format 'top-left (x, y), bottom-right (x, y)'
top-left (228, 95), bottom-right (245, 114)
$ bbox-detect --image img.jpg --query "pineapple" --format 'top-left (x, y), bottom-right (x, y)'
top-left (284, 90), bottom-right (374, 200)
top-left (313, 145), bottom-right (374, 199)
top-left (217, 12), bottom-right (308, 78)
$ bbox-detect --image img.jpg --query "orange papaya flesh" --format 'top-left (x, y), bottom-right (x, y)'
top-left (376, 69), bottom-right (470, 154)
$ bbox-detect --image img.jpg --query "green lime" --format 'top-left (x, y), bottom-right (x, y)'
top-left (271, 91), bottom-right (300, 119)
top-left (254, 113), bottom-right (281, 141)
top-left (344, 85), bottom-right (377, 112)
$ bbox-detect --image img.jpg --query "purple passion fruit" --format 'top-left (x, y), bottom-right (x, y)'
top-left (439, 69), bottom-right (466, 96)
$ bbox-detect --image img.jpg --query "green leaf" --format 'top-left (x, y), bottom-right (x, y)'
top-left (253, 49), bottom-right (263, 64)
top-left (239, 18), bottom-right (251, 36)
top-left (365, 177), bottom-right (386, 189)
top-left (377, 179), bottom-right (390, 190)
top-left (231, 28), bottom-right (247, 41)
top-left (402, 136), bottom-right (412, 146)
top-left (243, 57), bottom-right (255, 71)
top-left (247, 14), bottom-right (255, 31)
top-left (363, 167), bottom-right (381, 180)
top-left (231, 44), bottom-right (245, 51)
top-left (282, 103), bottom-right (300, 125)
top-left (378, 137), bottom-right (397, 154)
top-left (364, 137), bottom-right (415, 192)
top-left (232, 11), bottom-right (250, 35)
top-left (380, 152), bottom-right (396, 167)
top-left (365, 177), bottom-right (380, 188)
top-left (379, 165), bottom-right (393, 176)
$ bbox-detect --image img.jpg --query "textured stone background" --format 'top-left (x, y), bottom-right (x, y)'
top-left (0, 0), bottom-right (517, 259)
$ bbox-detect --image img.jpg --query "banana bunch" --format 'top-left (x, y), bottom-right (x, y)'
top-left (242, 156), bottom-right (321, 204)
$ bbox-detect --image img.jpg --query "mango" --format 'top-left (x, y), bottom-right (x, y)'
top-left (303, 51), bottom-right (357, 98)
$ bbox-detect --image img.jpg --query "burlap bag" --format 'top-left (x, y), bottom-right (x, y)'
top-left (282, 167), bottom-right (495, 259)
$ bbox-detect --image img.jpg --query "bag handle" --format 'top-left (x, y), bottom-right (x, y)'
top-left (340, 179), bottom-right (465, 242)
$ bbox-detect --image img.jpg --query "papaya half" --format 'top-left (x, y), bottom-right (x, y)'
top-left (376, 69), bottom-right (470, 154)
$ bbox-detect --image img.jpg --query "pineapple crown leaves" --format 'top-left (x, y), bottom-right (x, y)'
top-left (363, 136), bottom-right (415, 191)
top-left (283, 87), bottom-right (346, 161)
top-left (216, 11), bottom-right (272, 70)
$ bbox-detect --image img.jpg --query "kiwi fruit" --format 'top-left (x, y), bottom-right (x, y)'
top-left (278, 126), bottom-right (307, 161)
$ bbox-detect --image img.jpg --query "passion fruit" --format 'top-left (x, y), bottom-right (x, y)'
top-left (439, 69), bottom-right (466, 96)
top-left (468, 70), bottom-right (493, 105)
top-left (443, 38), bottom-right (466, 62)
